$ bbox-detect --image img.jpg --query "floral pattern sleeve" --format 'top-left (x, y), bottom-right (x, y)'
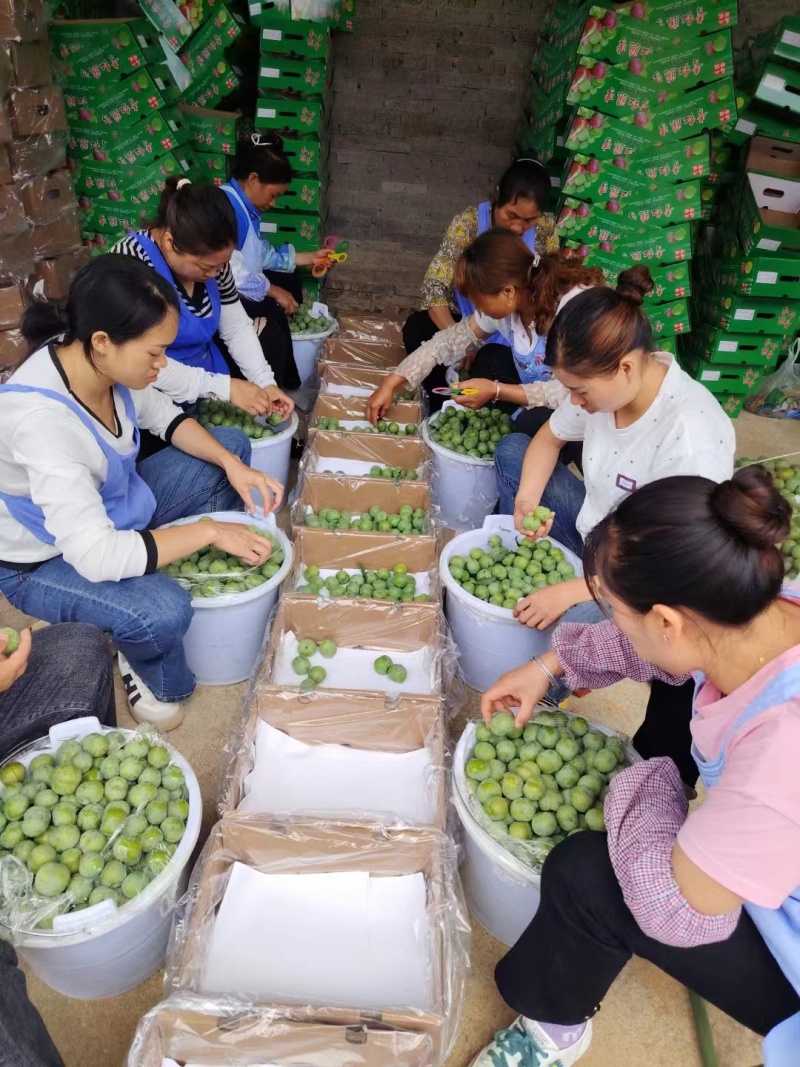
top-left (535, 213), bottom-right (560, 256)
top-left (419, 207), bottom-right (479, 311)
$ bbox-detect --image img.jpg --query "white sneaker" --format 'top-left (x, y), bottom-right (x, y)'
top-left (469, 1016), bottom-right (592, 1067)
top-left (117, 653), bottom-right (184, 732)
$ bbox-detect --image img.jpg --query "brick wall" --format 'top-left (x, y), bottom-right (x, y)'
top-left (324, 0), bottom-right (795, 312)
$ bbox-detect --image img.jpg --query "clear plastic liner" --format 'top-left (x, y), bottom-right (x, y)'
top-left (8, 87), bottom-right (68, 139)
top-left (30, 246), bottom-right (91, 302)
top-left (217, 685), bottom-right (445, 827)
top-left (318, 361), bottom-right (420, 402)
top-left (15, 171), bottom-right (76, 225)
top-left (164, 815), bottom-right (470, 1066)
top-left (310, 394), bottom-right (422, 438)
top-left (127, 992), bottom-right (435, 1067)
top-left (299, 430), bottom-right (430, 483)
top-left (8, 132), bottom-right (67, 181)
top-left (0, 0), bottom-right (49, 43)
top-left (745, 337), bottom-right (800, 419)
top-left (0, 280), bottom-right (25, 329)
top-left (0, 326), bottom-right (25, 370)
top-left (290, 473), bottom-right (438, 535)
top-left (30, 212), bottom-right (81, 259)
top-left (336, 315), bottom-right (404, 347)
top-left (288, 526), bottom-right (440, 603)
top-left (0, 228), bottom-right (34, 283)
top-left (321, 338), bottom-right (407, 370)
top-left (0, 144), bottom-right (10, 185)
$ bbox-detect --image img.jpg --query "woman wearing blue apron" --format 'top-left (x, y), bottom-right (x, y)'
top-left (222, 135), bottom-right (329, 390)
top-left (402, 158), bottom-right (560, 409)
top-left (111, 178), bottom-right (296, 417)
top-left (474, 469), bottom-right (800, 1067)
top-left (0, 258), bottom-right (284, 732)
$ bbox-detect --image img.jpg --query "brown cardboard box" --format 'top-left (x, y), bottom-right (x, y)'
top-left (0, 327), bottom-right (26, 367)
top-left (18, 170), bottom-right (76, 224)
top-left (307, 431), bottom-right (429, 481)
top-left (0, 280), bottom-right (25, 328)
top-left (31, 211), bottom-right (81, 257)
top-left (0, 145), bottom-right (10, 184)
top-left (0, 103), bottom-right (10, 144)
top-left (311, 394), bottom-right (422, 434)
top-left (338, 314), bottom-right (404, 346)
top-left (8, 87), bottom-right (67, 138)
top-left (8, 132), bottom-right (67, 181)
top-left (322, 338), bottom-right (407, 370)
top-left (169, 815), bottom-right (466, 1063)
top-left (0, 0), bottom-right (48, 43)
top-left (129, 998), bottom-right (434, 1067)
top-left (0, 183), bottom-right (26, 236)
top-left (293, 473), bottom-right (432, 532)
top-left (4, 40), bottom-right (50, 87)
top-left (31, 246), bottom-right (90, 301)
top-left (0, 226), bottom-right (33, 279)
top-left (320, 360), bottom-right (420, 400)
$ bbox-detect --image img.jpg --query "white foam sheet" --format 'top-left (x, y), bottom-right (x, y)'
top-left (322, 383), bottom-right (372, 397)
top-left (201, 863), bottom-right (432, 1010)
top-left (294, 565), bottom-right (432, 596)
top-left (239, 720), bottom-right (436, 824)
top-left (272, 633), bottom-right (436, 695)
top-left (311, 456), bottom-right (384, 477)
top-left (163, 1057), bottom-right (276, 1067)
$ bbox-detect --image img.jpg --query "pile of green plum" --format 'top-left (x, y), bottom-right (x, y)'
top-left (162, 526), bottom-right (285, 598)
top-left (304, 504), bottom-right (427, 534)
top-left (197, 400), bottom-right (284, 439)
top-left (291, 638), bottom-right (337, 691)
top-left (465, 709), bottom-right (629, 866)
top-left (428, 406), bottom-right (514, 460)
top-left (288, 305), bottom-right (335, 337)
top-left (522, 506), bottom-right (554, 533)
top-left (737, 457), bottom-right (800, 580)
top-left (367, 466), bottom-right (419, 481)
top-left (296, 562), bottom-right (431, 603)
top-left (374, 655), bottom-right (407, 684)
top-left (315, 417), bottom-right (418, 436)
top-left (0, 730), bottom-right (190, 926)
top-left (448, 534), bottom-right (575, 608)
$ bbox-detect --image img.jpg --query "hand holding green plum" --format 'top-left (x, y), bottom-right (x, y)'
top-left (0, 628), bottom-right (31, 695)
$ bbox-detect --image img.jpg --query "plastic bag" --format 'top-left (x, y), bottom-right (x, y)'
top-left (0, 717), bottom-right (199, 940)
top-left (126, 992), bottom-right (435, 1067)
top-left (288, 300), bottom-right (337, 340)
top-left (300, 428), bottom-right (430, 483)
top-left (164, 815), bottom-right (470, 1066)
top-left (321, 337), bottom-right (407, 369)
top-left (746, 338), bottom-right (800, 419)
top-left (217, 685), bottom-right (445, 827)
top-left (290, 472), bottom-right (437, 535)
top-left (310, 393), bottom-right (422, 437)
top-left (337, 314), bottom-right (404, 347)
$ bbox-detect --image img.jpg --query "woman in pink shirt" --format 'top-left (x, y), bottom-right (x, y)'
top-left (471, 466), bottom-right (800, 1067)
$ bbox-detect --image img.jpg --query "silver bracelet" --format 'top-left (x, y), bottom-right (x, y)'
top-left (494, 380), bottom-right (501, 402)
top-left (531, 655), bottom-right (557, 689)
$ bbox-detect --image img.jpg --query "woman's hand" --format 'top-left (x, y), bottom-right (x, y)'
top-left (454, 378), bottom-right (498, 410)
top-left (514, 582), bottom-right (582, 630)
top-left (263, 386), bottom-right (295, 419)
top-left (229, 379), bottom-right (273, 417)
top-left (0, 628), bottom-right (31, 694)
top-left (270, 285), bottom-right (299, 314)
top-left (367, 379), bottom-right (397, 424)
top-left (480, 657), bottom-right (554, 728)
top-left (514, 495), bottom-right (555, 540)
top-left (209, 522), bottom-right (275, 567)
top-left (223, 456), bottom-right (284, 514)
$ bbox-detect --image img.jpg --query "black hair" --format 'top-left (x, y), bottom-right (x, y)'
top-left (584, 467), bottom-right (791, 628)
top-left (493, 158), bottom-right (551, 212)
top-left (231, 133), bottom-right (293, 185)
top-left (150, 177), bottom-right (237, 256)
top-left (21, 256), bottom-right (180, 364)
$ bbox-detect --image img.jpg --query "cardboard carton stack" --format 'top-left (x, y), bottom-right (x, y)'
top-left (0, 0), bottom-right (87, 375)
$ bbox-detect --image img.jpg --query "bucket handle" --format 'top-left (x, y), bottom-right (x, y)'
top-left (47, 717), bottom-right (102, 745)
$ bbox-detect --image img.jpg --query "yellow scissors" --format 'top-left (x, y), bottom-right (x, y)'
top-left (432, 386), bottom-right (479, 396)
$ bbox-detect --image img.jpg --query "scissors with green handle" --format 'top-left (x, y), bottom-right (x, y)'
top-left (432, 386), bottom-right (479, 396)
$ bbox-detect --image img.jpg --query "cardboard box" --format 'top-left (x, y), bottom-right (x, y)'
top-left (680, 353), bottom-right (763, 396)
top-left (257, 54), bottom-right (328, 97)
top-left (179, 104), bottom-right (239, 154)
top-left (631, 134), bottom-right (710, 182)
top-left (530, 38), bottom-right (575, 98)
top-left (137, 0), bottom-right (194, 53)
top-left (338, 314), bottom-right (404, 345)
top-left (311, 393), bottom-right (421, 433)
top-left (259, 19), bottom-right (330, 60)
top-left (714, 253), bottom-right (800, 301)
top-left (278, 174), bottom-right (322, 213)
top-left (178, 3), bottom-right (244, 79)
top-left (543, 0), bottom-right (591, 52)
top-left (294, 474), bottom-right (431, 533)
top-left (81, 228), bottom-right (129, 251)
top-left (0, 146), bottom-right (10, 185)
top-left (63, 73), bottom-right (165, 128)
top-left (0, 184), bottom-right (27, 236)
top-left (321, 338), bottom-right (407, 369)
top-left (738, 170), bottom-right (800, 257)
top-left (187, 150), bottom-right (228, 185)
top-left (18, 170), bottom-right (76, 224)
top-left (320, 361), bottom-right (420, 400)
top-left (577, 6), bottom-right (677, 63)
top-left (31, 211), bottom-right (81, 258)
top-left (564, 104), bottom-right (660, 158)
top-left (646, 295), bottom-right (691, 335)
top-left (281, 133), bottom-right (327, 176)
top-left (0, 0), bottom-right (48, 43)
top-left (682, 325), bottom-right (786, 366)
top-left (51, 21), bottom-right (162, 83)
top-left (693, 291), bottom-right (798, 335)
top-left (0, 280), bottom-right (25, 328)
top-left (8, 87), bottom-right (68, 137)
top-left (747, 62), bottom-right (800, 119)
top-left (260, 209), bottom-right (321, 251)
top-left (0, 226), bottom-right (34, 278)
top-left (580, 1), bottom-right (737, 41)
top-left (749, 16), bottom-right (800, 71)
top-left (523, 77), bottom-right (566, 135)
top-left (78, 199), bottom-right (149, 235)
top-left (67, 108), bottom-right (186, 166)
top-left (307, 431), bottom-right (429, 482)
top-left (73, 153), bottom-right (190, 206)
top-left (171, 815), bottom-right (463, 1061)
top-left (8, 132), bottom-right (67, 179)
top-left (148, 53), bottom-right (193, 105)
top-left (30, 245), bottom-right (91, 301)
top-left (301, 273), bottom-right (322, 305)
top-left (129, 999), bottom-right (434, 1067)
top-left (183, 59), bottom-right (240, 110)
top-left (5, 40), bottom-right (50, 88)
top-left (581, 247), bottom-right (691, 302)
top-left (0, 327), bottom-right (26, 367)
top-left (256, 95), bottom-right (324, 135)
top-left (557, 196), bottom-right (693, 262)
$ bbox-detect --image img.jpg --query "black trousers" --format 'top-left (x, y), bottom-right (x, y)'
top-left (496, 830), bottom-right (800, 1035)
top-left (0, 940), bottom-right (65, 1066)
top-left (634, 678), bottom-right (698, 787)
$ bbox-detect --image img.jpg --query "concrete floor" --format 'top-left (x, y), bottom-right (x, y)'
top-left (4, 409), bottom-right (799, 1067)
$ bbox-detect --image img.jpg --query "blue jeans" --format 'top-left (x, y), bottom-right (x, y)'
top-left (0, 428), bottom-right (249, 703)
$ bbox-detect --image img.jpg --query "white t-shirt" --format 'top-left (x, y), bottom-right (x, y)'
top-left (0, 345), bottom-right (191, 582)
top-left (549, 353), bottom-right (735, 540)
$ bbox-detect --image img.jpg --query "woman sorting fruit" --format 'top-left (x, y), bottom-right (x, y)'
top-left (473, 469), bottom-right (800, 1067)
top-left (402, 158), bottom-right (560, 407)
top-left (367, 230), bottom-right (601, 460)
top-left (0, 257), bottom-right (283, 731)
top-left (111, 177), bottom-right (297, 408)
top-left (222, 134), bottom-right (332, 391)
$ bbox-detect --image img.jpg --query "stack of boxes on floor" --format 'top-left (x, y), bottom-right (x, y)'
top-left (520, 0), bottom-right (749, 409)
top-left (55, 1), bottom-right (244, 253)
top-left (127, 314), bottom-right (468, 1066)
top-left (0, 0), bottom-right (87, 376)
top-left (681, 15), bottom-right (800, 417)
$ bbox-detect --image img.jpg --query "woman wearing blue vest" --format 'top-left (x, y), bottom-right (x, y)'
top-left (111, 178), bottom-right (296, 412)
top-left (0, 258), bottom-right (283, 733)
top-left (475, 469), bottom-right (800, 1067)
top-left (402, 159), bottom-right (559, 408)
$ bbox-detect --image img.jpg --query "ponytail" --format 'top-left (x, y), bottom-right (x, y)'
top-left (231, 133), bottom-right (293, 185)
top-left (150, 176), bottom-right (237, 256)
top-left (21, 303), bottom-right (69, 355)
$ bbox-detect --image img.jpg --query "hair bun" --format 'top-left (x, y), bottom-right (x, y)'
top-left (710, 465), bottom-right (791, 550)
top-left (615, 265), bottom-right (654, 307)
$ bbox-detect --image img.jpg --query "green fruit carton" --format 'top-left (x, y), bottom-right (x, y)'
top-left (51, 18), bottom-right (163, 82)
top-left (707, 131), bottom-right (735, 183)
top-left (260, 210), bottom-right (322, 251)
top-left (737, 156), bottom-right (800, 257)
top-left (699, 181), bottom-right (719, 219)
top-left (281, 135), bottom-right (328, 177)
top-left (657, 336), bottom-right (677, 354)
top-left (577, 6), bottom-right (676, 62)
top-left (73, 151), bottom-right (191, 205)
top-left (625, 178), bottom-right (703, 226)
top-left (728, 91), bottom-right (800, 148)
top-left (179, 106), bottom-right (240, 155)
top-left (646, 297), bottom-right (691, 336)
top-left (680, 353), bottom-right (764, 397)
top-left (632, 76), bottom-right (737, 139)
top-left (562, 152), bottom-right (649, 203)
top-left (67, 108), bottom-right (188, 165)
top-left (178, 4), bottom-right (245, 79)
top-left (524, 78), bottom-right (567, 135)
top-left (257, 56), bottom-right (329, 97)
top-left (280, 176), bottom-right (322, 213)
top-left (255, 96), bottom-right (324, 135)
top-left (531, 39), bottom-right (577, 98)
top-left (714, 253), bottom-right (800, 301)
top-left (517, 119), bottom-right (559, 166)
top-left (542, 0), bottom-right (590, 52)
top-left (149, 52), bottom-right (194, 105)
top-left (82, 229), bottom-right (128, 253)
top-left (564, 105), bottom-right (660, 158)
top-left (137, 0), bottom-right (196, 53)
top-left (259, 19), bottom-right (329, 59)
top-left (250, 1), bottom-right (343, 30)
top-left (79, 200), bottom-right (149, 236)
top-left (300, 273), bottom-right (322, 306)
top-left (631, 134), bottom-right (710, 182)
top-left (748, 17), bottom-right (800, 71)
top-left (63, 72), bottom-right (166, 127)
top-left (187, 151), bottom-right (229, 185)
top-left (580, 1), bottom-right (737, 41)
top-left (745, 62), bottom-right (800, 120)
top-left (183, 61), bottom-right (241, 110)
top-left (693, 291), bottom-right (799, 336)
top-left (581, 247), bottom-right (691, 301)
top-left (558, 197), bottom-right (693, 262)
top-left (684, 326), bottom-right (787, 366)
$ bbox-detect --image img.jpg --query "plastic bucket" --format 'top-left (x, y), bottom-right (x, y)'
top-left (12, 717), bottom-right (201, 998)
top-left (440, 516), bottom-right (583, 692)
top-left (249, 411), bottom-right (298, 509)
top-left (453, 723), bottom-right (540, 946)
top-left (421, 411), bottom-right (498, 531)
top-left (291, 304), bottom-right (337, 386)
top-left (159, 511), bottom-right (293, 686)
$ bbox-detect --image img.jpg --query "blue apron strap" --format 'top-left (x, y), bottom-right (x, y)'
top-left (477, 201), bottom-right (492, 235)
top-left (133, 230), bottom-right (172, 282)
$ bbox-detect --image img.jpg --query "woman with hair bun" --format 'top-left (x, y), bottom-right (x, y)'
top-left (476, 468), bottom-right (800, 1067)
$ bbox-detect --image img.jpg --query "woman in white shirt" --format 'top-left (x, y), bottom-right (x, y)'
top-left (366, 230), bottom-right (604, 454)
top-left (0, 257), bottom-right (283, 731)
top-left (499, 269), bottom-right (735, 633)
